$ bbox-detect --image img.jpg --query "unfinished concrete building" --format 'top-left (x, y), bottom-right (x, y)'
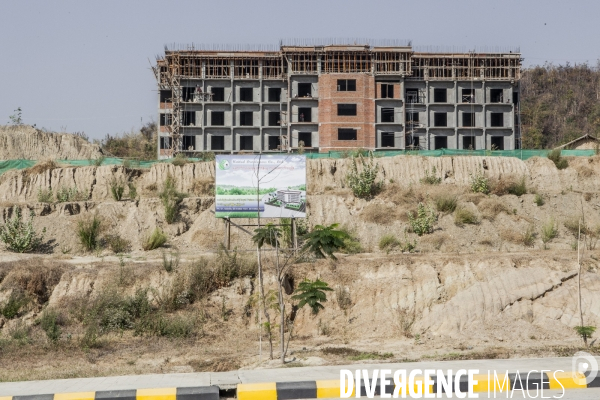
top-left (153, 40), bottom-right (521, 157)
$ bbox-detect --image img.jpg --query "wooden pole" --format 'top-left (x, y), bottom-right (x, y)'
top-left (225, 218), bottom-right (231, 250)
top-left (291, 218), bottom-right (297, 251)
top-left (578, 219), bottom-right (585, 345)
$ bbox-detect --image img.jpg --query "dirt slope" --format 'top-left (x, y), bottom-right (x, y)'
top-left (0, 125), bottom-right (103, 160)
top-left (1, 154), bottom-right (600, 380)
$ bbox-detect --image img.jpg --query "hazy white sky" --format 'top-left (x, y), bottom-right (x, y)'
top-left (1, 0), bottom-right (599, 140)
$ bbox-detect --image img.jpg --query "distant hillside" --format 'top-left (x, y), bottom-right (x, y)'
top-left (0, 125), bottom-right (103, 160)
top-left (520, 63), bottom-right (600, 148)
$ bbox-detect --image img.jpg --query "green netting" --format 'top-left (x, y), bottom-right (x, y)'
top-left (304, 149), bottom-right (598, 159)
top-left (0, 160), bottom-right (36, 175)
top-left (0, 149), bottom-right (596, 176)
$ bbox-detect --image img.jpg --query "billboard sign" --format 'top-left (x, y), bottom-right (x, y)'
top-left (215, 154), bottom-right (306, 218)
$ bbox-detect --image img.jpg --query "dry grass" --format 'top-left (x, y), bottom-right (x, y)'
top-left (478, 198), bottom-right (510, 221)
top-left (574, 164), bottom-right (594, 178)
top-left (360, 203), bottom-right (401, 225)
top-left (490, 175), bottom-right (527, 196)
top-left (421, 232), bottom-right (448, 251)
top-left (380, 184), bottom-right (426, 206)
top-left (500, 225), bottom-right (536, 247)
top-left (460, 192), bottom-right (486, 205)
top-left (478, 238), bottom-right (495, 246)
top-left (0, 260), bottom-right (64, 304)
top-left (191, 178), bottom-right (214, 196)
top-left (23, 160), bottom-right (59, 182)
top-left (188, 357), bottom-right (240, 372)
top-left (454, 207), bottom-right (480, 226)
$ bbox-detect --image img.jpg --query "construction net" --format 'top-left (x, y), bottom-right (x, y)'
top-left (0, 149), bottom-right (597, 176)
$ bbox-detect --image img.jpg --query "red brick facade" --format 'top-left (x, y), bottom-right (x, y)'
top-left (318, 74), bottom-right (376, 151)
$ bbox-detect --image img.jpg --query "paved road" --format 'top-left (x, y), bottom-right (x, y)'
top-left (1, 356), bottom-right (599, 397)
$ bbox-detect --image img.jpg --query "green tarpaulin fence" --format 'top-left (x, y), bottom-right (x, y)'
top-left (0, 149), bottom-right (596, 176)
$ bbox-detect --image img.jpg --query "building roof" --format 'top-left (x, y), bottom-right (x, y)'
top-left (555, 134), bottom-right (600, 149)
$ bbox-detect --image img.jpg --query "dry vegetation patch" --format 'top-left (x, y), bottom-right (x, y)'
top-left (360, 203), bottom-right (401, 225)
top-left (24, 160), bottom-right (59, 181)
top-left (191, 178), bottom-right (214, 196)
top-left (500, 225), bottom-right (536, 247)
top-left (460, 192), bottom-right (486, 205)
top-left (478, 197), bottom-right (510, 221)
top-left (0, 260), bottom-right (64, 304)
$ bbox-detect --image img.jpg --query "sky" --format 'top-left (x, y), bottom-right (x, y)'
top-left (1, 0), bottom-right (599, 140)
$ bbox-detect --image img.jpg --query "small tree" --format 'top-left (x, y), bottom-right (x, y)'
top-left (8, 107), bottom-right (23, 125)
top-left (408, 203), bottom-right (436, 236)
top-left (292, 279), bottom-right (333, 315)
top-left (252, 222), bottom-right (344, 364)
top-left (0, 208), bottom-right (45, 253)
top-left (574, 326), bottom-right (596, 346)
top-left (346, 152), bottom-right (382, 199)
top-left (301, 223), bottom-right (351, 260)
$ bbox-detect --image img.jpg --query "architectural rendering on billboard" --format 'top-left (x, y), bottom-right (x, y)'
top-left (215, 154), bottom-right (306, 218)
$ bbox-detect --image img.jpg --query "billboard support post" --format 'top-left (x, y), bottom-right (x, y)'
top-left (291, 218), bottom-right (298, 251)
top-left (224, 218), bottom-right (231, 250)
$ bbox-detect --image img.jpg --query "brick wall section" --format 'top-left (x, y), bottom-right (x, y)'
top-left (318, 74), bottom-right (375, 151)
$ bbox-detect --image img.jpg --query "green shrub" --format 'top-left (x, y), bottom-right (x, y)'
top-left (142, 227), bottom-right (168, 251)
top-left (198, 152), bottom-right (216, 162)
top-left (37, 188), bottom-right (54, 203)
top-left (171, 153), bottom-right (189, 167)
top-left (0, 208), bottom-right (46, 253)
top-left (56, 186), bottom-right (88, 202)
top-left (548, 149), bottom-right (569, 170)
top-left (1, 292), bottom-right (28, 319)
top-left (162, 251), bottom-right (180, 273)
top-left (420, 166), bottom-right (442, 185)
top-left (346, 152), bottom-right (382, 199)
top-left (135, 312), bottom-right (196, 338)
top-left (159, 174), bottom-right (187, 224)
top-left (408, 203), bottom-right (436, 236)
top-left (454, 207), bottom-right (480, 226)
top-left (109, 177), bottom-right (126, 201)
top-left (79, 287), bottom-right (152, 334)
top-left (39, 309), bottom-right (61, 343)
top-left (77, 214), bottom-right (102, 251)
top-left (541, 218), bottom-right (558, 248)
top-left (534, 193), bottom-right (545, 206)
top-left (105, 234), bottom-right (131, 253)
top-left (9, 321), bottom-right (30, 343)
top-left (470, 171), bottom-right (490, 194)
top-left (435, 194), bottom-right (457, 213)
top-left (522, 225), bottom-right (536, 247)
top-left (128, 182), bottom-right (138, 200)
top-left (91, 156), bottom-right (106, 167)
top-left (379, 234), bottom-right (400, 251)
top-left (507, 176), bottom-right (527, 196)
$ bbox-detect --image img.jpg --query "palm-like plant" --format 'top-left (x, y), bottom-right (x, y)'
top-left (301, 223), bottom-right (350, 260)
top-left (292, 278), bottom-right (333, 315)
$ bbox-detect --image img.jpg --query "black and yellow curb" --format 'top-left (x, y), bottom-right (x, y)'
top-left (0, 387), bottom-right (219, 400)
top-left (236, 371), bottom-right (600, 399)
